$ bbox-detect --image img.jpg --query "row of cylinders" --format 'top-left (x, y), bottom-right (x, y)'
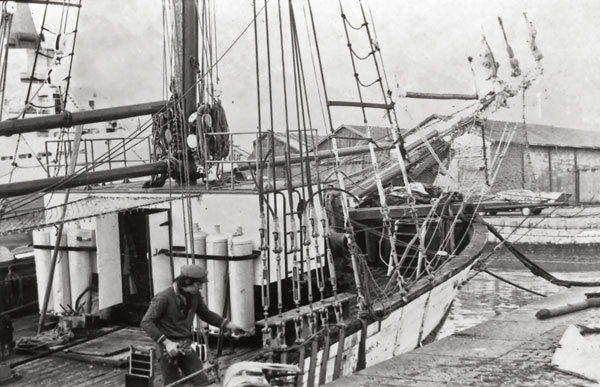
top-left (177, 224), bottom-right (256, 331)
top-left (32, 226), bottom-right (96, 315)
top-left (31, 224), bottom-right (257, 332)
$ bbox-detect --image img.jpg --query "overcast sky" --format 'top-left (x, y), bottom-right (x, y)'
top-left (29, 0), bottom-right (600, 137)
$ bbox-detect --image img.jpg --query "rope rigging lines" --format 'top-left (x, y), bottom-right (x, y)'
top-left (2, 2), bottom-right (577, 373)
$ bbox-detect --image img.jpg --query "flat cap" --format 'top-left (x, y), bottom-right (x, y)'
top-left (180, 264), bottom-right (208, 282)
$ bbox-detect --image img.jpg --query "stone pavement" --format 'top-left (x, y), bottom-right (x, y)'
top-left (325, 286), bottom-right (600, 386)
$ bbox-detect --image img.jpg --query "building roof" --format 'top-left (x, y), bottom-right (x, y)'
top-left (8, 3), bottom-right (40, 49)
top-left (484, 120), bottom-right (600, 149)
top-left (257, 130), bottom-right (325, 152)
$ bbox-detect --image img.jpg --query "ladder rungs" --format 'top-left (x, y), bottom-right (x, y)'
top-left (328, 100), bottom-right (394, 110)
top-left (131, 357), bottom-right (152, 363)
top-left (131, 360), bottom-right (152, 366)
top-left (130, 368), bottom-right (152, 376)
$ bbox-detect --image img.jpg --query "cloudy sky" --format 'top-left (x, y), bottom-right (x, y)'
top-left (28, 0), bottom-right (600, 137)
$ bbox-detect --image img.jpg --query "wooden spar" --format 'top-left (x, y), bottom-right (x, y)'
top-left (403, 91), bottom-right (479, 100)
top-left (0, 160), bottom-right (169, 199)
top-left (237, 131), bottom-right (438, 172)
top-left (0, 100), bottom-right (166, 137)
top-left (349, 130), bottom-right (440, 198)
top-left (327, 100), bottom-right (395, 110)
top-left (235, 141), bottom-right (394, 172)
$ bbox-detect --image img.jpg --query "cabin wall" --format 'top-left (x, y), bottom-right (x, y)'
top-left (43, 190), bottom-right (326, 319)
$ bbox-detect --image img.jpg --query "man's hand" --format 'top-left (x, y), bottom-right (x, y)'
top-left (225, 321), bottom-right (255, 336)
top-left (163, 339), bottom-right (180, 357)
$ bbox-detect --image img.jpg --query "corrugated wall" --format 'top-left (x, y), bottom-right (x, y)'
top-left (492, 144), bottom-right (600, 203)
top-left (549, 147), bottom-right (576, 196)
top-left (576, 149), bottom-right (600, 202)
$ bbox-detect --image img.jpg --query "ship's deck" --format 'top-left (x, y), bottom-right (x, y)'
top-left (3, 317), bottom-right (260, 386)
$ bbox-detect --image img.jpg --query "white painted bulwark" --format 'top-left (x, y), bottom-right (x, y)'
top-left (96, 213), bottom-right (123, 309)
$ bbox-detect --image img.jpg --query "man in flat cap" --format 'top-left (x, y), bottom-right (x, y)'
top-left (141, 264), bottom-right (249, 386)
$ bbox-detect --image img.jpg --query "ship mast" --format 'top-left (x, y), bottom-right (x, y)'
top-left (0, 0), bottom-right (400, 201)
top-left (171, 0), bottom-right (199, 183)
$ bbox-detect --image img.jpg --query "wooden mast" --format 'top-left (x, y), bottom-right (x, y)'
top-left (172, 0), bottom-right (199, 183)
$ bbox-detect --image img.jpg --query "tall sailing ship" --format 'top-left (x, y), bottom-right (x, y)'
top-left (0, 0), bottom-right (544, 385)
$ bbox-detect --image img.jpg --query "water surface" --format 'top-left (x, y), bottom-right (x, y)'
top-left (439, 268), bottom-right (600, 338)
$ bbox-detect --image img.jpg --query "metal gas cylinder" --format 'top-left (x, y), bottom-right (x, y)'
top-left (33, 230), bottom-right (52, 313)
top-left (49, 231), bottom-right (70, 314)
top-left (67, 225), bottom-right (95, 314)
top-left (191, 224), bottom-right (209, 331)
top-left (206, 225), bottom-right (228, 331)
top-left (192, 223), bottom-right (209, 297)
top-left (229, 227), bottom-right (255, 330)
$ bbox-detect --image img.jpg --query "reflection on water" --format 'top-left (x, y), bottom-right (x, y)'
top-left (438, 269), bottom-right (600, 338)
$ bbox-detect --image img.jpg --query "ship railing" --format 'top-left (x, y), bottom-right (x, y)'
top-left (45, 137), bottom-right (152, 178)
top-left (202, 131), bottom-right (259, 190)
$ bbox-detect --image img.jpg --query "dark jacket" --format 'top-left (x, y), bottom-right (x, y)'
top-left (141, 285), bottom-right (226, 344)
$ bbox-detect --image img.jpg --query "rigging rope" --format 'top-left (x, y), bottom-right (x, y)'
top-left (483, 269), bottom-right (546, 297)
top-left (307, 0), bottom-right (366, 312)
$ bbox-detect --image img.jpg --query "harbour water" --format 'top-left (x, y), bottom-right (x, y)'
top-left (439, 262), bottom-right (600, 338)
